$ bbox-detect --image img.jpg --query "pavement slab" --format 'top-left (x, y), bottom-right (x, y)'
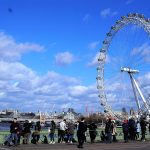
top-left (1, 142), bottom-right (150, 150)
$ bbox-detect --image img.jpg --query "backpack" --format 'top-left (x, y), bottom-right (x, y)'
top-left (43, 136), bottom-right (48, 144)
top-left (31, 138), bottom-right (36, 144)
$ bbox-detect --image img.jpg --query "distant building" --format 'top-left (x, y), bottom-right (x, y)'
top-left (64, 111), bottom-right (76, 121)
top-left (56, 108), bottom-right (80, 122)
top-left (0, 108), bottom-right (81, 123)
top-left (64, 108), bottom-right (81, 122)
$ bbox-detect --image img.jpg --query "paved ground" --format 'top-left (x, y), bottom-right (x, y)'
top-left (1, 141), bottom-right (150, 150)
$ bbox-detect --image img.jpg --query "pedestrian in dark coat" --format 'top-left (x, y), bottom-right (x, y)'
top-left (149, 122), bottom-right (150, 134)
top-left (77, 118), bottom-right (87, 148)
top-left (88, 122), bottom-right (97, 143)
top-left (105, 118), bottom-right (113, 143)
top-left (32, 121), bottom-right (41, 144)
top-left (122, 120), bottom-right (129, 143)
top-left (9, 118), bottom-right (20, 146)
top-left (23, 120), bottom-right (32, 144)
top-left (140, 118), bottom-right (147, 142)
top-left (128, 118), bottom-right (136, 140)
top-left (48, 120), bottom-right (56, 144)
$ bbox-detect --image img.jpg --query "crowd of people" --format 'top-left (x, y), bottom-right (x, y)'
top-left (3, 117), bottom-right (150, 148)
top-left (102, 117), bottom-right (150, 143)
top-left (122, 117), bottom-right (148, 142)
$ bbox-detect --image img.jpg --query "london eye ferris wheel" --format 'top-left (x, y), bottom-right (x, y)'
top-left (97, 13), bottom-right (150, 120)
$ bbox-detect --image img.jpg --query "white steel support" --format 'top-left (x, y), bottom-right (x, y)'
top-left (129, 74), bottom-right (141, 112)
top-left (130, 74), bottom-right (150, 114)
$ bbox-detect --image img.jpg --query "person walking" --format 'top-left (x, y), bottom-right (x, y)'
top-left (23, 120), bottom-right (32, 144)
top-left (136, 121), bottom-right (140, 140)
top-left (67, 122), bottom-right (75, 143)
top-left (128, 118), bottom-right (136, 140)
top-left (112, 120), bottom-right (117, 142)
top-left (140, 117), bottom-right (147, 142)
top-left (59, 119), bottom-right (67, 143)
top-left (88, 122), bottom-right (97, 143)
top-left (48, 120), bottom-right (56, 144)
top-left (105, 118), bottom-right (113, 143)
top-left (122, 120), bottom-right (129, 143)
top-left (77, 117), bottom-right (87, 148)
top-left (33, 121), bottom-right (41, 144)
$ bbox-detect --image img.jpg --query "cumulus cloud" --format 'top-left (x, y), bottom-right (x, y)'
top-left (0, 61), bottom-right (36, 81)
top-left (0, 60), bottom-right (99, 112)
top-left (100, 8), bottom-right (118, 18)
top-left (83, 14), bottom-right (90, 23)
top-left (87, 53), bottom-right (99, 67)
top-left (126, 0), bottom-right (134, 5)
top-left (88, 41), bottom-right (100, 50)
top-left (130, 42), bottom-right (150, 63)
top-left (1, 57), bottom-right (149, 113)
top-left (0, 32), bottom-right (97, 112)
top-left (55, 51), bottom-right (75, 66)
top-left (69, 85), bottom-right (88, 97)
top-left (0, 32), bottom-right (44, 61)
top-left (131, 43), bottom-right (149, 56)
top-left (0, 32), bottom-right (100, 113)
top-left (137, 72), bottom-right (150, 96)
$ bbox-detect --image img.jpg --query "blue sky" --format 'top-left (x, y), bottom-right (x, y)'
top-left (0, 0), bottom-right (150, 113)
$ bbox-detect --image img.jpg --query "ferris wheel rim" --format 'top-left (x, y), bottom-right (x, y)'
top-left (97, 13), bottom-right (150, 121)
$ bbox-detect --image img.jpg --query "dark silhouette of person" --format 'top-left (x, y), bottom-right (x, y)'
top-left (105, 118), bottom-right (113, 143)
top-left (149, 122), bottom-right (150, 134)
top-left (23, 120), bottom-right (32, 144)
top-left (122, 120), bottom-right (129, 143)
top-left (49, 120), bottom-right (56, 144)
top-left (9, 118), bottom-right (20, 146)
top-left (88, 122), bottom-right (97, 143)
top-left (140, 117), bottom-right (147, 142)
top-left (100, 131), bottom-right (106, 142)
top-left (32, 121), bottom-right (41, 144)
top-left (77, 118), bottom-right (87, 148)
top-left (128, 118), bottom-right (136, 140)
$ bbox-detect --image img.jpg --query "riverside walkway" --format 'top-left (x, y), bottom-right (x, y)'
top-left (1, 141), bottom-right (150, 150)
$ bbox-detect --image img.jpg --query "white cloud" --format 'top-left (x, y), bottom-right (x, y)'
top-left (88, 41), bottom-right (100, 50)
top-left (55, 51), bottom-right (75, 66)
top-left (100, 8), bottom-right (118, 18)
top-left (0, 60), bottom-right (99, 112)
top-left (126, 0), bottom-right (134, 5)
top-left (100, 8), bottom-right (110, 18)
top-left (0, 61), bottom-right (36, 81)
top-left (49, 42), bottom-right (56, 47)
top-left (0, 92), bottom-right (6, 98)
top-left (0, 32), bottom-right (44, 61)
top-left (2, 56), bottom-right (149, 113)
top-left (130, 42), bottom-right (150, 62)
top-left (69, 85), bottom-right (88, 97)
top-left (0, 32), bottom-right (100, 113)
top-left (83, 14), bottom-right (90, 23)
top-left (138, 72), bottom-right (150, 96)
top-left (87, 53), bottom-right (99, 67)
